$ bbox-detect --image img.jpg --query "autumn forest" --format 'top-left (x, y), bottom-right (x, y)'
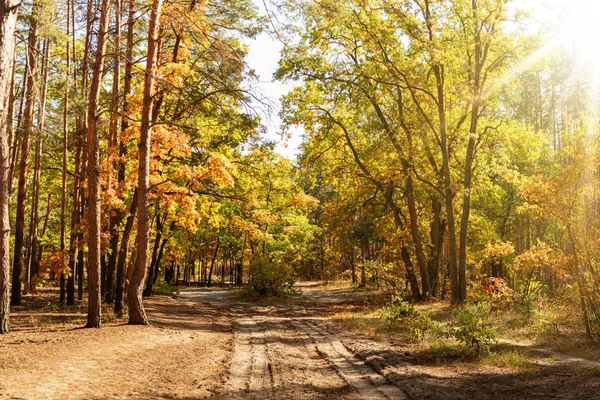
top-left (1, 0), bottom-right (600, 398)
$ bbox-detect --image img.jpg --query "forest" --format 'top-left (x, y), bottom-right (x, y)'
top-left (1, 0), bottom-right (600, 398)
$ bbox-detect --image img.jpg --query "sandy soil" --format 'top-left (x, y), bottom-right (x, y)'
top-left (2, 283), bottom-right (600, 399)
top-left (0, 292), bottom-right (231, 400)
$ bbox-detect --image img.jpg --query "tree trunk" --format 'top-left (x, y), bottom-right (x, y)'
top-left (85, 0), bottom-right (112, 328)
top-left (104, 0), bottom-right (123, 304)
top-left (207, 238), bottom-right (219, 287)
top-left (114, 188), bottom-right (137, 315)
top-left (433, 64), bottom-right (460, 305)
top-left (25, 39), bottom-right (49, 291)
top-left (128, 0), bottom-right (163, 325)
top-left (428, 197), bottom-right (445, 296)
top-left (143, 208), bottom-right (163, 297)
top-left (0, 0), bottom-right (19, 334)
top-left (61, 0), bottom-right (70, 304)
top-left (458, 1), bottom-right (485, 302)
top-left (11, 0), bottom-right (39, 306)
top-left (112, 0), bottom-right (135, 310)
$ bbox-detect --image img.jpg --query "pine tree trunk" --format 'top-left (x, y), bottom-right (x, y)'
top-left (25, 39), bottom-right (49, 291)
top-left (111, 0), bottom-right (135, 309)
top-left (12, 1), bottom-right (39, 306)
top-left (127, 0), bottom-right (163, 325)
top-left (61, 0), bottom-right (70, 304)
top-left (104, 0), bottom-right (122, 304)
top-left (85, 0), bottom-right (112, 328)
top-left (0, 0), bottom-right (19, 334)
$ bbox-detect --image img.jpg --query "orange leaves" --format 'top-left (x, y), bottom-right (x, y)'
top-left (39, 250), bottom-right (71, 279)
top-left (160, 62), bottom-right (193, 89)
top-left (207, 153), bottom-right (236, 187)
top-left (152, 124), bottom-right (192, 159)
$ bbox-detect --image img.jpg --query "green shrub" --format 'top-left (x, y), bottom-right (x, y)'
top-left (152, 281), bottom-right (180, 295)
top-left (379, 295), bottom-right (435, 341)
top-left (244, 256), bottom-right (294, 298)
top-left (448, 303), bottom-right (497, 353)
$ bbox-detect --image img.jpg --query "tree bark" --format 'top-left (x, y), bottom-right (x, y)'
top-left (25, 39), bottom-right (49, 291)
top-left (61, 0), bottom-right (70, 304)
top-left (114, 188), bottom-right (137, 315)
top-left (11, 0), bottom-right (39, 306)
top-left (128, 0), bottom-right (163, 325)
top-left (433, 64), bottom-right (460, 305)
top-left (85, 0), bottom-right (112, 328)
top-left (111, 0), bottom-right (135, 309)
top-left (143, 208), bottom-right (163, 297)
top-left (104, 0), bottom-right (122, 304)
top-left (0, 0), bottom-right (20, 334)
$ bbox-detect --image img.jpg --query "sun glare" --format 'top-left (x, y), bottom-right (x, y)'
top-left (555, 0), bottom-right (600, 75)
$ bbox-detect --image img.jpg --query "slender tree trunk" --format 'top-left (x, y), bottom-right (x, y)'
top-left (61, 0), bottom-right (70, 304)
top-left (0, 0), bottom-right (20, 334)
top-left (207, 238), bottom-right (219, 287)
top-left (12, 1), bottom-right (39, 306)
top-left (25, 39), bottom-right (49, 291)
top-left (128, 0), bottom-right (163, 325)
top-left (433, 64), bottom-right (460, 305)
top-left (77, 170), bottom-right (85, 301)
top-left (111, 0), bottom-right (135, 308)
top-left (104, 0), bottom-right (122, 304)
top-left (458, 2), bottom-right (486, 302)
top-left (85, 0), bottom-right (112, 328)
top-left (143, 208), bottom-right (163, 297)
top-left (114, 188), bottom-right (137, 315)
top-left (67, 139), bottom-right (81, 305)
top-left (428, 197), bottom-right (445, 297)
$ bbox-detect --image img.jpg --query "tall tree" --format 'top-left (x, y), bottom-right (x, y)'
top-left (11, 0), bottom-right (40, 306)
top-left (128, 0), bottom-right (164, 325)
top-left (0, 0), bottom-right (19, 334)
top-left (86, 0), bottom-right (112, 328)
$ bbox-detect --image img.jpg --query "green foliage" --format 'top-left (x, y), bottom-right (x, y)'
top-left (379, 295), bottom-right (435, 341)
top-left (152, 281), bottom-right (180, 296)
top-left (515, 295), bottom-right (560, 335)
top-left (448, 304), bottom-right (497, 353)
top-left (102, 312), bottom-right (119, 324)
top-left (42, 302), bottom-right (59, 312)
top-left (244, 256), bottom-right (295, 298)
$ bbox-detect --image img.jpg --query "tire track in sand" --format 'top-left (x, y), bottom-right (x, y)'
top-left (222, 317), bottom-right (271, 398)
top-left (291, 318), bottom-right (406, 400)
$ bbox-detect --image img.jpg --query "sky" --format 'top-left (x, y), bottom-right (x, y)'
top-left (245, 1), bottom-right (301, 160)
top-left (244, 0), bottom-right (596, 160)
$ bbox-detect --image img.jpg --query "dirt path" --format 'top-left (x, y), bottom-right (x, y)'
top-left (3, 284), bottom-right (600, 399)
top-left (0, 294), bottom-right (232, 400)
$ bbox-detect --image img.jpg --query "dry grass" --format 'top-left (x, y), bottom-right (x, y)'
top-left (328, 295), bottom-right (600, 369)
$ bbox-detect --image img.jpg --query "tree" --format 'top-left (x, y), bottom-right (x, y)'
top-left (86, 0), bottom-right (112, 328)
top-left (127, 0), bottom-right (164, 325)
top-left (0, 0), bottom-right (20, 334)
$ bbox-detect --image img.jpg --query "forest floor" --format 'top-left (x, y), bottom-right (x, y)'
top-left (2, 283), bottom-right (600, 399)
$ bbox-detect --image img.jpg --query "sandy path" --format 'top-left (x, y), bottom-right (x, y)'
top-left (0, 295), bottom-right (231, 400)
top-left (5, 283), bottom-right (600, 399)
top-left (192, 287), bottom-right (406, 399)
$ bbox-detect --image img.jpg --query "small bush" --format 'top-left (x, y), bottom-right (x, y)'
top-left (448, 303), bottom-right (497, 353)
top-left (379, 295), bottom-right (435, 341)
top-left (152, 281), bottom-right (180, 295)
top-left (244, 256), bottom-right (294, 298)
